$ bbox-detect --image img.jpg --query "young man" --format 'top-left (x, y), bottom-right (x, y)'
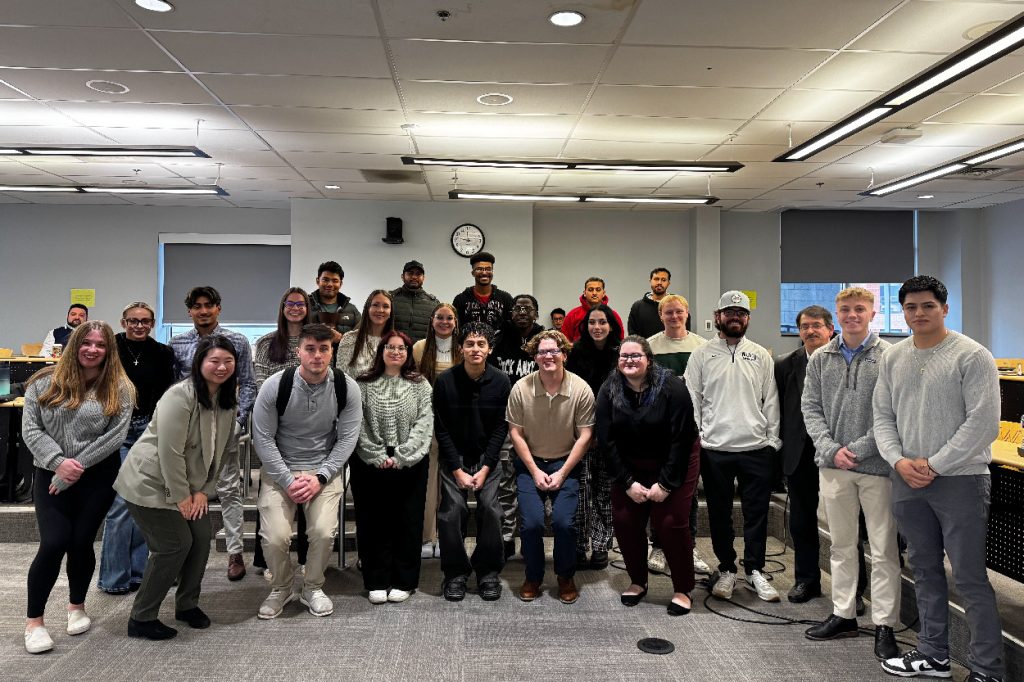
top-left (169, 286), bottom-right (258, 581)
top-left (452, 252), bottom-right (514, 332)
top-left (684, 290), bottom-right (781, 603)
top-left (874, 276), bottom-right (1003, 682)
top-left (251, 324), bottom-right (361, 619)
top-left (308, 261), bottom-right (359, 344)
top-left (390, 260), bottom-right (439, 343)
top-left (549, 308), bottom-right (565, 332)
top-left (628, 267), bottom-right (672, 339)
top-left (775, 305), bottom-right (834, 606)
top-left (507, 330), bottom-right (595, 604)
top-left (800, 290), bottom-right (900, 660)
top-left (561, 276), bottom-right (625, 343)
top-left (433, 322), bottom-right (511, 602)
top-left (41, 304), bottom-right (88, 357)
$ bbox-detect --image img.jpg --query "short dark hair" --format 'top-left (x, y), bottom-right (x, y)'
top-left (185, 286), bottom-right (221, 309)
top-left (459, 322), bottom-right (495, 347)
top-left (470, 252), bottom-right (495, 267)
top-left (68, 303), bottom-right (89, 315)
top-left (191, 335), bottom-right (238, 411)
top-left (898, 275), bottom-right (948, 305)
top-left (584, 276), bottom-right (605, 289)
top-left (514, 294), bottom-right (539, 310)
top-left (649, 267), bottom-right (671, 280)
top-left (796, 305), bottom-right (833, 329)
top-left (550, 307), bottom-right (565, 317)
top-left (299, 323), bottom-right (334, 344)
top-left (317, 261), bottom-right (344, 279)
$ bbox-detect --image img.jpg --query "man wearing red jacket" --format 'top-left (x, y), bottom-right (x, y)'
top-left (561, 277), bottom-right (625, 343)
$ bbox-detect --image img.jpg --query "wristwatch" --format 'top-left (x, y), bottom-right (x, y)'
top-left (316, 474), bottom-right (328, 486)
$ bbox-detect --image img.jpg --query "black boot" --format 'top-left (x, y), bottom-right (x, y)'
top-left (127, 618), bottom-right (178, 640)
top-left (874, 625), bottom-right (899, 661)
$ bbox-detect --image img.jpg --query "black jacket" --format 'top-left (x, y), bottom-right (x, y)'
top-left (433, 363), bottom-right (511, 472)
top-left (389, 286), bottom-right (439, 343)
top-left (452, 285), bottom-right (514, 332)
top-left (627, 293), bottom-right (663, 339)
top-left (489, 322), bottom-right (544, 385)
top-left (308, 290), bottom-right (359, 335)
top-left (774, 347), bottom-right (813, 476)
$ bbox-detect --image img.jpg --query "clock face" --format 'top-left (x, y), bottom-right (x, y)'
top-left (451, 223), bottom-right (485, 257)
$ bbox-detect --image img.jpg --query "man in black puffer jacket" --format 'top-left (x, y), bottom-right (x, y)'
top-left (390, 260), bottom-right (439, 343)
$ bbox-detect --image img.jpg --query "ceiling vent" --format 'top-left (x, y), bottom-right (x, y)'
top-left (949, 166), bottom-right (1012, 179)
top-left (359, 169), bottom-right (424, 184)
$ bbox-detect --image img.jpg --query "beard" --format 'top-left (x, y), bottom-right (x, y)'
top-left (715, 319), bottom-right (747, 339)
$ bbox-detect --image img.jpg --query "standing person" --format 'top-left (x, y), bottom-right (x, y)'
top-left (549, 308), bottom-right (566, 332)
top-left (336, 290), bottom-right (394, 380)
top-left (561, 277), bottom-right (625, 343)
top-left (507, 330), bottom-right (595, 604)
top-left (308, 260), bottom-right (359, 345)
top-left (684, 291), bottom-right (781, 603)
top-left (800, 290), bottom-right (900, 660)
top-left (452, 252), bottom-right (515, 332)
top-left (169, 285), bottom-right (256, 582)
top-left (391, 260), bottom-right (439, 343)
top-left (565, 304), bottom-right (620, 569)
top-left (597, 336), bottom-right (700, 615)
top-left (252, 324), bottom-right (361, 620)
top-left (433, 323), bottom-right (511, 602)
top-left (627, 267), bottom-right (672, 339)
top-left (41, 304), bottom-right (89, 357)
top-left (351, 331), bottom-right (434, 604)
top-left (97, 302), bottom-right (176, 596)
top-left (113, 336), bottom-right (240, 641)
top-left (874, 276), bottom-right (1004, 682)
top-left (22, 321), bottom-right (135, 654)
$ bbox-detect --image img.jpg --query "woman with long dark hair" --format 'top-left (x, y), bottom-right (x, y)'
top-left (351, 330), bottom-right (433, 604)
top-left (336, 289), bottom-right (394, 379)
top-left (566, 304), bottom-right (621, 569)
top-left (114, 335), bottom-right (240, 640)
top-left (22, 321), bottom-right (135, 654)
top-left (596, 335), bottom-right (699, 615)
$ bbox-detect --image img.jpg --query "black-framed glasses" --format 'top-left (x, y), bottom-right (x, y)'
top-left (535, 348), bottom-right (563, 357)
top-left (283, 301), bottom-right (307, 309)
top-left (618, 353), bottom-right (644, 361)
top-left (123, 318), bottom-right (154, 327)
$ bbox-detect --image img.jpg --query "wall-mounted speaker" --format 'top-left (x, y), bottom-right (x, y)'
top-left (383, 216), bottom-right (404, 244)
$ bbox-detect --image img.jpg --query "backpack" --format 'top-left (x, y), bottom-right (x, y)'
top-left (276, 366), bottom-right (348, 417)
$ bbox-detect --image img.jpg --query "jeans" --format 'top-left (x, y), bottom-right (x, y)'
top-left (515, 456), bottom-right (580, 583)
top-left (97, 416), bottom-right (150, 593)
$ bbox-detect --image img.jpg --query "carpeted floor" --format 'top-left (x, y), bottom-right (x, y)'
top-left (1, 538), bottom-right (954, 682)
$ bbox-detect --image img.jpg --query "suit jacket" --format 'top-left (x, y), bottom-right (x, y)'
top-left (774, 346), bottom-right (812, 476)
top-left (114, 381), bottom-right (238, 509)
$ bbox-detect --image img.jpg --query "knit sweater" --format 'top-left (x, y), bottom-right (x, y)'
top-left (115, 333), bottom-right (176, 418)
top-left (22, 374), bottom-right (134, 491)
top-left (648, 331), bottom-right (706, 377)
top-left (356, 374), bottom-right (434, 468)
top-left (253, 332), bottom-right (300, 388)
top-left (873, 331), bottom-right (1000, 476)
top-left (336, 331), bottom-right (382, 379)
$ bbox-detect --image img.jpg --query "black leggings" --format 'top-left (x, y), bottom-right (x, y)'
top-left (27, 455), bottom-right (119, 618)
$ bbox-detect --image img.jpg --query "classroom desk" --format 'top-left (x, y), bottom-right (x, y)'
top-left (989, 438), bottom-right (1024, 583)
top-left (0, 398), bottom-right (27, 503)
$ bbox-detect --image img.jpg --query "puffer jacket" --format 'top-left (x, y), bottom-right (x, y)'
top-left (390, 286), bottom-right (440, 343)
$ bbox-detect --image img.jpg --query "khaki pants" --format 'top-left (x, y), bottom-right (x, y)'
top-left (422, 438), bottom-right (439, 543)
top-left (258, 471), bottom-right (343, 591)
top-left (819, 468), bottom-right (901, 625)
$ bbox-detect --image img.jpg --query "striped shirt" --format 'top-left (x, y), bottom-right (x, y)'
top-left (169, 324), bottom-right (257, 424)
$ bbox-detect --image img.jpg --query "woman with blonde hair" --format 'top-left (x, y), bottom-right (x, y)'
top-left (22, 321), bottom-right (135, 653)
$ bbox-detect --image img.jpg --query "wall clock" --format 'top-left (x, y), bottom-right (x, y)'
top-left (451, 223), bottom-right (485, 257)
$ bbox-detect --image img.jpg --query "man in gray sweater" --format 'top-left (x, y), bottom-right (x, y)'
top-left (873, 276), bottom-right (1003, 682)
top-left (801, 288), bottom-right (899, 661)
top-left (252, 324), bottom-right (361, 620)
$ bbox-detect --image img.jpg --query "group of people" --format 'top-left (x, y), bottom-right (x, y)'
top-left (20, 258), bottom-right (1004, 682)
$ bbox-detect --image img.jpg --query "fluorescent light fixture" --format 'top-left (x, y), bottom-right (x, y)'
top-left (584, 196), bottom-right (718, 205)
top-left (324, 184), bottom-right (341, 190)
top-left (865, 164), bottom-right (967, 196)
top-left (404, 157), bottom-right (571, 170)
top-left (403, 156), bottom-right (742, 172)
top-left (0, 149), bottom-right (23, 155)
top-left (135, 0), bottom-right (174, 11)
top-left (449, 191), bottom-right (580, 202)
top-left (784, 107), bottom-right (891, 161)
top-left (574, 162), bottom-right (740, 172)
top-left (81, 186), bottom-right (225, 195)
top-left (917, 195), bottom-right (935, 199)
top-left (19, 146), bottom-right (208, 158)
top-left (964, 139), bottom-right (1024, 165)
top-left (449, 190), bottom-right (718, 204)
top-left (549, 10), bottom-right (585, 27)
top-left (0, 185), bottom-right (80, 192)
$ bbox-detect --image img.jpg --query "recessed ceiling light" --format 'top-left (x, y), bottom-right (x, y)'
top-left (917, 194), bottom-right (935, 199)
top-left (135, 0), bottom-right (174, 12)
top-left (86, 79), bottom-right (130, 95)
top-left (324, 184), bottom-right (341, 190)
top-left (476, 92), bottom-right (513, 107)
top-left (549, 10), bottom-right (585, 27)
top-left (964, 20), bottom-right (1004, 41)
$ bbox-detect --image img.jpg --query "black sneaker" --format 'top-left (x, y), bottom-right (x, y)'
top-left (589, 550), bottom-right (609, 570)
top-left (965, 672), bottom-right (1002, 682)
top-left (804, 614), bottom-right (859, 641)
top-left (478, 580), bottom-right (502, 602)
top-left (127, 618), bottom-right (178, 640)
top-left (880, 648), bottom-right (952, 678)
top-left (874, 625), bottom-right (899, 661)
top-left (174, 607), bottom-right (211, 629)
top-left (443, 576), bottom-right (467, 602)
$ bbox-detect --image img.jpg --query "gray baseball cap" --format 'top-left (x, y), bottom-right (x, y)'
top-left (717, 290), bottom-right (751, 312)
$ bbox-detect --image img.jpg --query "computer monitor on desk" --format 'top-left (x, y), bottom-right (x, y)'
top-left (0, 365), bottom-right (11, 400)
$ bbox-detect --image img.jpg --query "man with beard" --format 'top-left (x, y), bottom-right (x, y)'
top-left (390, 260), bottom-right (438, 343)
top-left (452, 252), bottom-right (514, 332)
top-left (561, 277), bottom-right (625, 343)
top-left (308, 261), bottom-right (359, 344)
top-left (684, 291), bottom-right (781, 602)
top-left (41, 304), bottom-right (88, 357)
top-left (628, 267), bottom-right (672, 339)
top-left (489, 294), bottom-right (545, 558)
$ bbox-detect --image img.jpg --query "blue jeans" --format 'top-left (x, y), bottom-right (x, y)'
top-left (97, 416), bottom-right (149, 593)
top-left (515, 456), bottom-right (580, 583)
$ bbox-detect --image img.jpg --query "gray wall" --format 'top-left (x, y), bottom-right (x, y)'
top-left (979, 202), bottom-right (1024, 357)
top-left (0, 204), bottom-right (288, 349)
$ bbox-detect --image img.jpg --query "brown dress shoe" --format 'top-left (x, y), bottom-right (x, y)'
top-left (557, 576), bottom-right (578, 604)
top-left (227, 553), bottom-right (246, 581)
top-left (518, 580), bottom-right (541, 602)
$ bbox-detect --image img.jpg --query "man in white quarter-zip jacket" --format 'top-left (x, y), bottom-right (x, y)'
top-left (684, 290), bottom-right (781, 603)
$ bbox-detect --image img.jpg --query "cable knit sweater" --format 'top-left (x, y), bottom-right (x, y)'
top-left (356, 374), bottom-right (434, 468)
top-left (254, 332), bottom-right (300, 388)
top-left (337, 332), bottom-right (382, 379)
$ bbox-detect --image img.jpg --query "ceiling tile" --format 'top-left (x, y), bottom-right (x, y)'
top-left (14, 160), bottom-right (184, 179)
top-left (296, 168), bottom-right (376, 183)
top-left (0, 100), bottom-right (77, 126)
top-left (850, 1), bottom-right (1024, 53)
top-left (199, 74), bottom-right (400, 109)
top-left (573, 116), bottom-right (743, 144)
top-left (587, 86), bottom-right (782, 118)
top-left (90, 127), bottom-right (269, 150)
top-left (0, 69), bottom-right (219, 105)
top-left (281, 151), bottom-right (407, 169)
top-left (0, 125), bottom-right (111, 145)
top-left (927, 94), bottom-right (1024, 125)
top-left (544, 172), bottom-right (676, 190)
top-left (120, 0), bottom-right (379, 36)
top-left (0, 0), bottom-right (136, 28)
top-left (258, 131), bottom-right (411, 154)
top-left (604, 47), bottom-right (830, 88)
top-left (391, 40), bottom-right (610, 83)
top-left (409, 113), bottom-right (576, 139)
top-left (414, 136), bottom-right (566, 157)
top-left (837, 144), bottom-right (979, 177)
top-left (0, 27), bottom-right (179, 70)
top-left (402, 81), bottom-right (592, 116)
top-left (796, 51), bottom-right (942, 92)
top-left (561, 139), bottom-right (715, 159)
top-left (50, 102), bottom-right (244, 130)
top-left (231, 106), bottom-right (407, 134)
top-left (757, 89), bottom-right (883, 122)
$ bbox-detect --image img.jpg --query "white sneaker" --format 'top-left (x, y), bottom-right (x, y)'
top-left (712, 570), bottom-right (736, 599)
top-left (647, 547), bottom-right (667, 574)
top-left (300, 588), bottom-right (334, 617)
top-left (692, 548), bottom-right (711, 575)
top-left (25, 626), bottom-right (54, 654)
top-left (257, 587), bottom-right (297, 619)
top-left (420, 542), bottom-right (435, 559)
top-left (387, 588), bottom-right (411, 603)
top-left (368, 590), bottom-right (388, 604)
top-left (744, 570), bottom-right (781, 602)
top-left (67, 609), bottom-right (91, 635)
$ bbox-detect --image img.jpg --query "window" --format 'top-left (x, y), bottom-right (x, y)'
top-left (780, 282), bottom-right (909, 336)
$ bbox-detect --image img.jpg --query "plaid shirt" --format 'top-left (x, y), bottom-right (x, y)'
top-left (169, 324), bottom-right (257, 426)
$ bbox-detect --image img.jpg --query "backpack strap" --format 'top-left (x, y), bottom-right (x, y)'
top-left (276, 366), bottom-right (296, 417)
top-left (332, 368), bottom-right (347, 416)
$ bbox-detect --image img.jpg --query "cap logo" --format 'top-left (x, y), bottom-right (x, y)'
top-left (730, 293), bottom-right (743, 304)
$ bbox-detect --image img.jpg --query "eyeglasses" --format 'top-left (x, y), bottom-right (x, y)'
top-left (124, 318), bottom-right (154, 327)
top-left (618, 353), bottom-right (644, 361)
top-left (472, 267), bottom-right (494, 273)
top-left (512, 305), bottom-right (536, 313)
top-left (535, 348), bottom-right (563, 357)
top-left (720, 309), bottom-right (749, 319)
top-left (799, 322), bottom-right (828, 332)
top-left (283, 301), bottom-right (307, 309)
top-left (384, 344), bottom-right (408, 353)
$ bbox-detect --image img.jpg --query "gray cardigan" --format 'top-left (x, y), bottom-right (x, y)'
top-left (801, 333), bottom-right (891, 476)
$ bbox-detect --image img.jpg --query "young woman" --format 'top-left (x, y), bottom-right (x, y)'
top-left (351, 330), bottom-right (434, 604)
top-left (412, 302), bottom-right (462, 558)
top-left (336, 290), bottom-right (394, 379)
top-left (22, 321), bottom-right (135, 654)
top-left (114, 335), bottom-right (240, 640)
top-left (566, 304), bottom-right (621, 569)
top-left (596, 336), bottom-right (700, 616)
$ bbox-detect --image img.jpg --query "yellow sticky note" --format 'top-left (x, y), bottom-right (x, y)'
top-left (70, 289), bottom-right (96, 308)
top-left (741, 290), bottom-right (757, 310)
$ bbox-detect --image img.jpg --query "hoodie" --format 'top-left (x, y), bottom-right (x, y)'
top-left (627, 292), bottom-right (664, 339)
top-left (562, 294), bottom-right (625, 343)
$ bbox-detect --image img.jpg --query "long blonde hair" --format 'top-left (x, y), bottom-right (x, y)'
top-left (418, 302), bottom-right (463, 384)
top-left (29, 320), bottom-right (136, 416)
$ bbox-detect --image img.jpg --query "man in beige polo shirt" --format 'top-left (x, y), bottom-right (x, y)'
top-left (507, 330), bottom-right (595, 605)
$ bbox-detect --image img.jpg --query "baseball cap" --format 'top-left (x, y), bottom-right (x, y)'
top-left (402, 260), bottom-right (425, 273)
top-left (717, 290), bottom-right (751, 312)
